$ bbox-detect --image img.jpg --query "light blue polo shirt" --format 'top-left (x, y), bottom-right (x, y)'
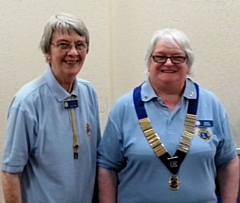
top-left (2, 66), bottom-right (101, 203)
top-left (98, 78), bottom-right (237, 203)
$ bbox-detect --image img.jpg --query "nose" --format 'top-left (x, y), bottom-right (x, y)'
top-left (67, 45), bottom-right (78, 55)
top-left (164, 58), bottom-right (174, 65)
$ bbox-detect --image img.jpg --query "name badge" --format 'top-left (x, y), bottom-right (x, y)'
top-left (64, 99), bottom-right (78, 109)
top-left (196, 120), bottom-right (213, 127)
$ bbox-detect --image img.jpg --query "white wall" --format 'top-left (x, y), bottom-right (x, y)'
top-left (0, 0), bottom-right (240, 202)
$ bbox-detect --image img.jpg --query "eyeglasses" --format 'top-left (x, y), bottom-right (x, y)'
top-left (51, 42), bottom-right (87, 52)
top-left (152, 55), bottom-right (186, 64)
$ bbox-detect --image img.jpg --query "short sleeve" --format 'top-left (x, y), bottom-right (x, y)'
top-left (215, 112), bottom-right (237, 167)
top-left (2, 106), bottom-right (36, 173)
top-left (97, 114), bottom-right (125, 172)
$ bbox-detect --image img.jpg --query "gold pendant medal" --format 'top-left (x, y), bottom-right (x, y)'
top-left (169, 175), bottom-right (180, 190)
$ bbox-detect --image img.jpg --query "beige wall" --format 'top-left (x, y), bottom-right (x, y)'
top-left (0, 0), bottom-right (239, 202)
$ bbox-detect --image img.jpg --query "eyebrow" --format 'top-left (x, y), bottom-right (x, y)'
top-left (153, 52), bottom-right (185, 56)
top-left (56, 39), bottom-right (86, 43)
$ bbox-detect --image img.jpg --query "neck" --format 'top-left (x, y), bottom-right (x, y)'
top-left (61, 82), bottom-right (74, 93)
top-left (150, 80), bottom-right (185, 111)
top-left (54, 74), bottom-right (75, 93)
top-left (49, 64), bottom-right (76, 93)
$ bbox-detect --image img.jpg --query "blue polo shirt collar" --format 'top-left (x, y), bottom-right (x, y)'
top-left (183, 78), bottom-right (197, 100)
top-left (141, 77), bottom-right (197, 102)
top-left (43, 65), bottom-right (78, 101)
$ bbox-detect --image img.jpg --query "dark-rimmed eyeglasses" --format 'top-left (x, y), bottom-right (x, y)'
top-left (152, 55), bottom-right (186, 64)
top-left (51, 42), bottom-right (87, 52)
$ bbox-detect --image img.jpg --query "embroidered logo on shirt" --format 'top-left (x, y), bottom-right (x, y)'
top-left (198, 128), bottom-right (211, 141)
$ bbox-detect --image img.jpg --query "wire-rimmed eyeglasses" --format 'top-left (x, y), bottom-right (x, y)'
top-left (51, 42), bottom-right (87, 52)
top-left (152, 55), bottom-right (186, 64)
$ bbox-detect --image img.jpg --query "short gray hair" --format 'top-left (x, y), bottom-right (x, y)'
top-left (40, 13), bottom-right (89, 54)
top-left (145, 29), bottom-right (194, 74)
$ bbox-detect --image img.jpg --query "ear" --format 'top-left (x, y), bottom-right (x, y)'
top-left (45, 54), bottom-right (51, 63)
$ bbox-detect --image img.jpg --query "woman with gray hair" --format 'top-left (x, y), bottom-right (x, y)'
top-left (2, 13), bottom-right (101, 203)
top-left (98, 29), bottom-right (239, 202)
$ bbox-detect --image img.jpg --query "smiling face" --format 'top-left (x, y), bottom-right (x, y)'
top-left (148, 39), bottom-right (188, 90)
top-left (47, 29), bottom-right (87, 84)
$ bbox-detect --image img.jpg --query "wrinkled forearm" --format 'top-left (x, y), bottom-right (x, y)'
top-left (2, 171), bottom-right (22, 203)
top-left (217, 156), bottom-right (239, 203)
top-left (98, 167), bottom-right (117, 203)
